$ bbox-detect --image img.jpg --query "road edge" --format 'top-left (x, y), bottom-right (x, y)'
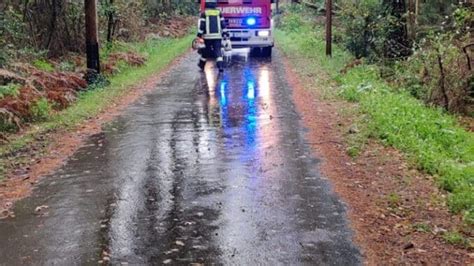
top-left (280, 52), bottom-right (473, 264)
top-left (0, 49), bottom-right (192, 215)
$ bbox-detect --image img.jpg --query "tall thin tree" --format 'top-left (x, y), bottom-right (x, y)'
top-left (85, 0), bottom-right (100, 82)
top-left (325, 0), bottom-right (332, 57)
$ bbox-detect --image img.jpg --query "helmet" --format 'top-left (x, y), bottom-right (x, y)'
top-left (205, 0), bottom-right (217, 8)
top-left (192, 38), bottom-right (206, 50)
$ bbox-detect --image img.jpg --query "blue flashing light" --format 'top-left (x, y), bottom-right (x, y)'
top-left (246, 17), bottom-right (256, 26)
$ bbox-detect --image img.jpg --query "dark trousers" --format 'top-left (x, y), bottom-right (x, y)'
top-left (199, 39), bottom-right (223, 69)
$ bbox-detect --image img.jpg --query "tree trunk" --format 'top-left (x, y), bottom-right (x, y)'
top-left (325, 0), bottom-right (332, 57)
top-left (85, 0), bottom-right (101, 82)
top-left (407, 0), bottom-right (416, 41)
top-left (106, 0), bottom-right (115, 43)
top-left (46, 0), bottom-right (58, 51)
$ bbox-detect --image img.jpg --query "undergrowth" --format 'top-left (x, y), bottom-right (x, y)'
top-left (50, 37), bottom-right (191, 129)
top-left (32, 59), bottom-right (55, 72)
top-left (276, 11), bottom-right (474, 225)
top-left (30, 98), bottom-right (53, 122)
top-left (0, 83), bottom-right (21, 99)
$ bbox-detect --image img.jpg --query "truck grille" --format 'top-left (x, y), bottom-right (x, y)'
top-left (226, 17), bottom-right (263, 28)
top-left (230, 37), bottom-right (249, 42)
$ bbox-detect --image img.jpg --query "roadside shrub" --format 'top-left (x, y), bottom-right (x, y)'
top-left (0, 51), bottom-right (7, 68)
top-left (0, 83), bottom-right (21, 98)
top-left (144, 0), bottom-right (197, 18)
top-left (305, 0), bottom-right (325, 11)
top-left (394, 31), bottom-right (473, 113)
top-left (0, 8), bottom-right (6, 67)
top-left (463, 209), bottom-right (474, 225)
top-left (337, 2), bottom-right (473, 113)
top-left (418, 1), bottom-right (460, 27)
top-left (338, 0), bottom-right (408, 61)
top-left (0, 108), bottom-right (20, 132)
top-left (0, 6), bottom-right (29, 65)
top-left (33, 59), bottom-right (55, 72)
top-left (99, 0), bottom-right (146, 42)
top-left (30, 98), bottom-right (52, 122)
top-left (1, 6), bottom-right (29, 49)
top-left (442, 231), bottom-right (470, 247)
top-left (57, 61), bottom-right (76, 72)
top-left (278, 11), bottom-right (305, 33)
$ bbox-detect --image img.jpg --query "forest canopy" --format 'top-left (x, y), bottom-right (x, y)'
top-left (0, 0), bottom-right (197, 62)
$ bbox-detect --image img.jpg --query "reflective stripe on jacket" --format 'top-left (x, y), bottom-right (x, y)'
top-left (198, 9), bottom-right (228, 40)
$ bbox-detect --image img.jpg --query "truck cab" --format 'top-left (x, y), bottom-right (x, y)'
top-left (199, 0), bottom-right (275, 57)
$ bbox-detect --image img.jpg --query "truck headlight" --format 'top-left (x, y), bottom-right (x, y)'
top-left (258, 30), bottom-right (270, 37)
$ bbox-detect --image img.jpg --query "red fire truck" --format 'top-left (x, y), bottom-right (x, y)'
top-left (199, 0), bottom-right (275, 57)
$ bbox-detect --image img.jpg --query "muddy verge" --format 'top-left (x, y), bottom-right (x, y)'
top-left (283, 57), bottom-right (473, 264)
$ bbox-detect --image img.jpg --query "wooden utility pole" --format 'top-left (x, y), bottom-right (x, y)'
top-left (325, 0), bottom-right (332, 57)
top-left (85, 0), bottom-right (100, 82)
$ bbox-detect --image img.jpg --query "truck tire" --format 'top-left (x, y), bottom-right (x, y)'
top-left (261, 47), bottom-right (272, 58)
top-left (250, 48), bottom-right (262, 57)
top-left (250, 47), bottom-right (272, 58)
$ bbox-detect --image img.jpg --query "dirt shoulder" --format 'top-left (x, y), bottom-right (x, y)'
top-left (283, 56), bottom-right (473, 264)
top-left (0, 51), bottom-right (190, 217)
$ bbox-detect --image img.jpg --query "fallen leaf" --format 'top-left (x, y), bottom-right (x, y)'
top-left (34, 205), bottom-right (49, 213)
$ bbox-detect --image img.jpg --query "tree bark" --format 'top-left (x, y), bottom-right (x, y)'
top-left (46, 0), bottom-right (58, 51)
top-left (106, 0), bottom-right (115, 43)
top-left (437, 52), bottom-right (449, 110)
top-left (85, 0), bottom-right (100, 82)
top-left (325, 0), bottom-right (332, 57)
top-left (407, 0), bottom-right (416, 41)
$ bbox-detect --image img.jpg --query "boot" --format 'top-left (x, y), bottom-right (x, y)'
top-left (217, 61), bottom-right (224, 73)
top-left (198, 60), bottom-right (206, 71)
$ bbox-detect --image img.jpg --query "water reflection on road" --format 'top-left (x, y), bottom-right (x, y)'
top-left (0, 50), bottom-right (360, 265)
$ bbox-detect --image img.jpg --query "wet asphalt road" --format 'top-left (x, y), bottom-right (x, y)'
top-left (0, 50), bottom-right (361, 265)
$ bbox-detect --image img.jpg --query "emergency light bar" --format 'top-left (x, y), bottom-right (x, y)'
top-left (245, 17), bottom-right (257, 26)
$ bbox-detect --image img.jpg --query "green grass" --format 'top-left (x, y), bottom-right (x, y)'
top-left (442, 231), bottom-right (470, 247)
top-left (0, 35), bottom-right (193, 181)
top-left (0, 83), bottom-right (21, 98)
top-left (413, 223), bottom-right (432, 233)
top-left (387, 193), bottom-right (402, 208)
top-left (276, 13), bottom-right (474, 224)
top-left (32, 59), bottom-right (55, 72)
top-left (30, 98), bottom-right (53, 122)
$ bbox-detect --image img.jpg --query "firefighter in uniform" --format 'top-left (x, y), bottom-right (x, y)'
top-left (197, 0), bottom-right (229, 72)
